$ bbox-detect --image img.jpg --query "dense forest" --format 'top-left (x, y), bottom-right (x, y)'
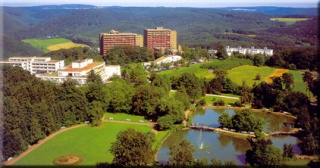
top-left (2, 5), bottom-right (318, 58)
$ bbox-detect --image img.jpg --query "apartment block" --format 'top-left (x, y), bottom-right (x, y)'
top-left (0, 56), bottom-right (64, 74)
top-left (99, 30), bottom-right (143, 56)
top-left (144, 27), bottom-right (177, 51)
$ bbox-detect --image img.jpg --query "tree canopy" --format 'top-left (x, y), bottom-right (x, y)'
top-left (110, 128), bottom-right (155, 166)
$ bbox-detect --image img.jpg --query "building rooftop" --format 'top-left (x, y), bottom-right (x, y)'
top-left (62, 62), bottom-right (104, 72)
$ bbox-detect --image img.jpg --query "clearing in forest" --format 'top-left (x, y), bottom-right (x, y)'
top-left (22, 38), bottom-right (88, 53)
top-left (270, 18), bottom-right (309, 25)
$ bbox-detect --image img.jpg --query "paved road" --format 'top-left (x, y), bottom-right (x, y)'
top-left (205, 94), bottom-right (239, 99)
top-left (171, 90), bottom-right (240, 100)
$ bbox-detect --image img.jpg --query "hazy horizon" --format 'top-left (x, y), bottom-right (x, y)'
top-left (2, 2), bottom-right (318, 8)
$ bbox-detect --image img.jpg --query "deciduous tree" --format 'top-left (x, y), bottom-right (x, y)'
top-left (110, 129), bottom-right (155, 166)
top-left (169, 139), bottom-right (195, 166)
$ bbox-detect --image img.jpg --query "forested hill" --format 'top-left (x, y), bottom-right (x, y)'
top-left (3, 5), bottom-right (318, 57)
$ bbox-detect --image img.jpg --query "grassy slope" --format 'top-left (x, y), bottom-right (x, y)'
top-left (22, 38), bottom-right (87, 53)
top-left (14, 122), bottom-right (152, 165)
top-left (159, 63), bottom-right (215, 79)
top-left (227, 65), bottom-right (306, 93)
top-left (227, 65), bottom-right (275, 86)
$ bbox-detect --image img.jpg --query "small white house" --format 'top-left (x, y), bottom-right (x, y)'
top-left (154, 55), bottom-right (182, 65)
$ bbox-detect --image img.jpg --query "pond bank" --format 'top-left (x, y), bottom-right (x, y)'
top-left (203, 106), bottom-right (297, 119)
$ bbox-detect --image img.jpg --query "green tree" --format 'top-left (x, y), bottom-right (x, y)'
top-left (106, 79), bottom-right (135, 112)
top-left (218, 112), bottom-right (233, 128)
top-left (156, 97), bottom-right (184, 122)
top-left (174, 87), bottom-right (191, 110)
top-left (175, 72), bottom-right (204, 101)
top-left (253, 54), bottom-right (266, 66)
top-left (169, 139), bottom-right (195, 166)
top-left (110, 129), bottom-right (155, 166)
top-left (157, 115), bottom-right (175, 131)
top-left (246, 138), bottom-right (285, 168)
top-left (231, 109), bottom-right (264, 132)
top-left (300, 134), bottom-right (319, 155)
top-left (88, 101), bottom-right (104, 126)
top-left (132, 85), bottom-right (165, 116)
top-left (87, 69), bottom-right (103, 84)
top-left (211, 157), bottom-right (223, 166)
top-left (283, 143), bottom-right (295, 159)
top-left (281, 73), bottom-right (294, 91)
top-left (216, 44), bottom-right (228, 59)
top-left (150, 74), bottom-right (171, 92)
top-left (255, 73), bottom-right (261, 80)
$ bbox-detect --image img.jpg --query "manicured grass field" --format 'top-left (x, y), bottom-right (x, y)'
top-left (14, 122), bottom-right (152, 166)
top-left (270, 18), bottom-right (309, 25)
top-left (22, 38), bottom-right (87, 53)
top-left (104, 112), bottom-right (150, 122)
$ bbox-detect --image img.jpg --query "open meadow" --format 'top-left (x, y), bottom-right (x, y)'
top-left (13, 122), bottom-right (162, 166)
top-left (22, 38), bottom-right (88, 53)
top-left (227, 65), bottom-right (307, 93)
top-left (270, 18), bottom-right (309, 25)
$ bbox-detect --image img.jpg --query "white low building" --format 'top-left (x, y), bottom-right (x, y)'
top-left (0, 56), bottom-right (64, 74)
top-left (37, 59), bottom-right (121, 85)
top-left (154, 55), bottom-right (182, 65)
top-left (226, 46), bottom-right (273, 56)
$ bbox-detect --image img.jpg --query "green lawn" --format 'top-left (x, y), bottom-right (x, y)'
top-left (152, 130), bottom-right (171, 150)
top-left (14, 122), bottom-right (152, 165)
top-left (22, 38), bottom-right (87, 53)
top-left (104, 112), bottom-right (150, 123)
top-left (289, 70), bottom-right (307, 94)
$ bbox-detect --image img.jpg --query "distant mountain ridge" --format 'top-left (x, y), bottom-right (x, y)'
top-left (220, 6), bottom-right (318, 16)
top-left (2, 5), bottom-right (318, 58)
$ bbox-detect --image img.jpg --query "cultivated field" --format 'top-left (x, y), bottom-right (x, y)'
top-left (22, 38), bottom-right (88, 53)
top-left (270, 18), bottom-right (309, 25)
top-left (13, 122), bottom-right (153, 165)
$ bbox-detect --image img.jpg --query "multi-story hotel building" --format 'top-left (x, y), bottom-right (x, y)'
top-left (37, 58), bottom-right (121, 85)
top-left (144, 27), bottom-right (177, 51)
top-left (0, 56), bottom-right (64, 74)
top-left (99, 30), bottom-right (143, 56)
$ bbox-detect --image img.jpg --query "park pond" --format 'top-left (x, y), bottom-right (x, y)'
top-left (157, 109), bottom-right (302, 165)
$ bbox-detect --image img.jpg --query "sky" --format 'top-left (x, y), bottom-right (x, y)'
top-left (2, 0), bottom-right (319, 7)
